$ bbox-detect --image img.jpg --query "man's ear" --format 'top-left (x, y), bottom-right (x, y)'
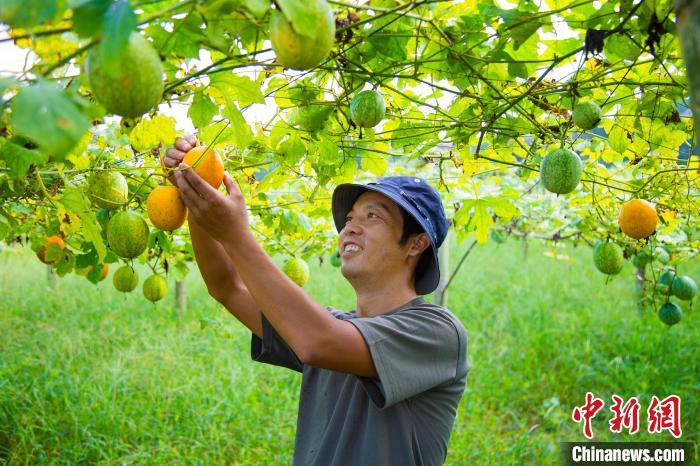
top-left (408, 233), bottom-right (431, 257)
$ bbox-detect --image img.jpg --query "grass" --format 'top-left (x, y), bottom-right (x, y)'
top-left (0, 236), bottom-right (698, 465)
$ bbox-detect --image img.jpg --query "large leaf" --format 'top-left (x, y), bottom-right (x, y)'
top-left (72, 0), bottom-right (110, 37)
top-left (61, 187), bottom-right (106, 260)
top-left (99, 0), bottom-right (137, 70)
top-left (0, 0), bottom-right (60, 28)
top-left (189, 90), bottom-right (218, 128)
top-left (10, 81), bottom-right (90, 161)
top-left (210, 73), bottom-right (265, 107)
top-left (0, 139), bottom-right (49, 178)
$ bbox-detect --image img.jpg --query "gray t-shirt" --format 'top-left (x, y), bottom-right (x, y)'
top-left (251, 296), bottom-right (470, 466)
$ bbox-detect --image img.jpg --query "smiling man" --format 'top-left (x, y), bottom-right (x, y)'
top-left (165, 136), bottom-right (469, 466)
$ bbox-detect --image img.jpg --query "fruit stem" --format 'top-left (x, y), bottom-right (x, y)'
top-left (34, 167), bottom-right (56, 207)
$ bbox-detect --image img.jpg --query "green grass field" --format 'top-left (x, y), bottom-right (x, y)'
top-left (1, 237), bottom-right (698, 465)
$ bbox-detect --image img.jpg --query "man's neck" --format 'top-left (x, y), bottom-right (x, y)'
top-left (354, 288), bottom-right (420, 317)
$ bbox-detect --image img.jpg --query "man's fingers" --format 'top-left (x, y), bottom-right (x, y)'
top-left (173, 170), bottom-right (205, 213)
top-left (180, 163), bottom-right (220, 200)
top-left (174, 136), bottom-right (194, 153)
top-left (185, 134), bottom-right (197, 147)
top-left (163, 149), bottom-right (185, 168)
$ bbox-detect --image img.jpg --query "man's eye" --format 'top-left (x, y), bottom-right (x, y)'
top-left (345, 216), bottom-right (352, 223)
top-left (368, 212), bottom-right (378, 218)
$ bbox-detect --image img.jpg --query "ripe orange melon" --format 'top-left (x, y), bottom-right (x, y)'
top-left (618, 199), bottom-right (658, 240)
top-left (182, 146), bottom-right (224, 189)
top-left (147, 185), bottom-right (187, 231)
top-left (37, 235), bottom-right (65, 264)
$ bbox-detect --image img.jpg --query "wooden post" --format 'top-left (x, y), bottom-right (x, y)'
top-left (175, 279), bottom-right (186, 316)
top-left (47, 265), bottom-right (57, 288)
top-left (677, 0), bottom-right (700, 143)
top-left (635, 266), bottom-right (647, 315)
top-left (434, 230), bottom-right (450, 307)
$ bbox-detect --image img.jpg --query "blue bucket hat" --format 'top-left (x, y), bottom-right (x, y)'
top-left (331, 176), bottom-right (449, 295)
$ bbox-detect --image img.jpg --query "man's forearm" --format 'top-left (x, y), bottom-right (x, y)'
top-left (220, 228), bottom-right (334, 362)
top-left (189, 217), bottom-right (246, 299)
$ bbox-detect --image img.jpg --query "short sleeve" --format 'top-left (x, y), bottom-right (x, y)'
top-left (348, 308), bottom-right (465, 409)
top-left (251, 313), bottom-right (304, 373)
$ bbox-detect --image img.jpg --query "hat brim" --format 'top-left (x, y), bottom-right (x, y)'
top-left (331, 183), bottom-right (441, 296)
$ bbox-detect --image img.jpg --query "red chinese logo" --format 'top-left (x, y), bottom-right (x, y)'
top-left (572, 393), bottom-right (682, 439)
top-left (572, 392), bottom-right (606, 439)
top-left (647, 395), bottom-right (682, 438)
top-left (609, 394), bottom-right (640, 435)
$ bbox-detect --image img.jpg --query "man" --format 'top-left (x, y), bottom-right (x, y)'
top-left (165, 135), bottom-right (470, 466)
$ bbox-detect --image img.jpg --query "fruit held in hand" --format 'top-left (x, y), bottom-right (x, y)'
top-left (36, 235), bottom-right (65, 264)
top-left (350, 90), bottom-right (386, 128)
top-left (572, 101), bottom-right (603, 130)
top-left (147, 185), bottom-right (187, 231)
top-left (658, 302), bottom-right (682, 326)
top-left (593, 241), bottom-right (623, 275)
top-left (143, 274), bottom-right (168, 302)
top-left (283, 257), bottom-right (309, 287)
top-left (107, 211), bottom-right (150, 259)
top-left (330, 250), bottom-right (342, 268)
top-left (269, 0), bottom-right (335, 70)
top-left (182, 146), bottom-right (225, 189)
top-left (540, 148), bottom-right (583, 194)
top-left (618, 199), bottom-right (657, 240)
top-left (85, 31), bottom-right (164, 118)
top-left (671, 275), bottom-right (697, 301)
top-left (88, 171), bottom-right (128, 210)
top-left (113, 265), bottom-right (139, 292)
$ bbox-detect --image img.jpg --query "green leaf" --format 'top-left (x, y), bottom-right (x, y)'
top-left (72, 0), bottom-right (110, 37)
top-left (1, 140), bottom-right (49, 178)
top-left (244, 0), bottom-right (269, 17)
top-left (61, 187), bottom-right (107, 260)
top-left (99, 0), bottom-right (137, 70)
top-left (222, 102), bottom-right (253, 148)
top-left (189, 91), bottom-right (218, 128)
top-left (608, 126), bottom-right (629, 154)
top-left (0, 0), bottom-right (59, 28)
top-left (276, 0), bottom-right (324, 39)
top-left (472, 200), bottom-right (492, 245)
top-left (509, 18), bottom-right (542, 50)
top-left (210, 73), bottom-right (265, 107)
top-left (362, 155), bottom-right (388, 176)
top-left (369, 28), bottom-right (409, 61)
top-left (10, 81), bottom-right (90, 161)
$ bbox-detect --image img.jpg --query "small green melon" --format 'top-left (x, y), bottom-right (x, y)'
top-left (88, 171), bottom-right (129, 210)
top-left (269, 1), bottom-right (335, 70)
top-left (540, 148), bottom-right (583, 194)
top-left (593, 241), bottom-right (623, 275)
top-left (658, 302), bottom-right (682, 326)
top-left (572, 101), bottom-right (603, 130)
top-left (283, 257), bottom-right (309, 286)
top-left (143, 274), bottom-right (168, 302)
top-left (107, 210), bottom-right (150, 259)
top-left (113, 265), bottom-right (139, 292)
top-left (671, 275), bottom-right (697, 301)
top-left (350, 90), bottom-right (386, 128)
top-left (85, 32), bottom-right (164, 118)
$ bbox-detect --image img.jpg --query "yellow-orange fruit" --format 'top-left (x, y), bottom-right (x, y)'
top-left (147, 185), bottom-right (187, 231)
top-left (182, 146), bottom-right (224, 189)
top-left (37, 235), bottom-right (65, 264)
top-left (619, 199), bottom-right (658, 239)
top-left (85, 262), bottom-right (109, 281)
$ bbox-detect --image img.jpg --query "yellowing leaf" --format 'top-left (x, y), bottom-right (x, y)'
top-left (129, 115), bottom-right (177, 152)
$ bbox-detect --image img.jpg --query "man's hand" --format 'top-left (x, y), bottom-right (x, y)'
top-left (163, 135), bottom-right (197, 185)
top-left (172, 163), bottom-right (250, 243)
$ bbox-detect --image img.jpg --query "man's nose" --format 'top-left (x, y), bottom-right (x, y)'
top-left (341, 217), bottom-right (363, 236)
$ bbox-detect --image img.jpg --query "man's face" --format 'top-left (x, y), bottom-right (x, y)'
top-left (338, 190), bottom-right (414, 284)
